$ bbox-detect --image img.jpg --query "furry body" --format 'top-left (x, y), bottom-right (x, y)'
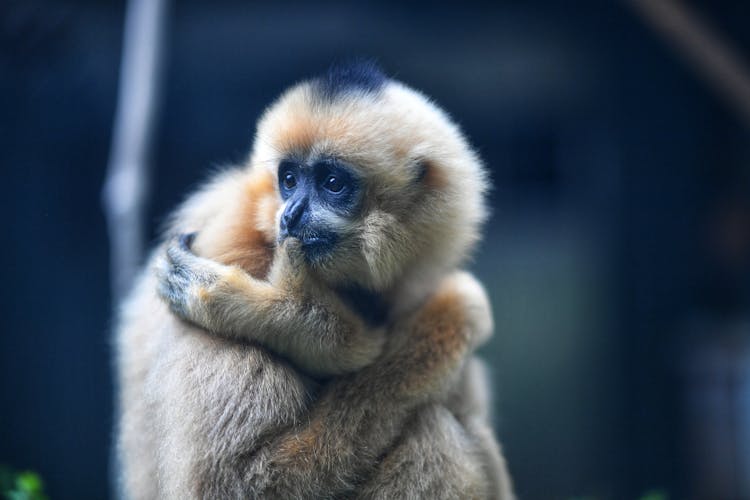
top-left (116, 63), bottom-right (513, 498)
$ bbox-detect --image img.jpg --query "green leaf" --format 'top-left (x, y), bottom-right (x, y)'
top-left (0, 467), bottom-right (48, 500)
top-left (639, 490), bottom-right (668, 500)
top-left (16, 473), bottom-right (43, 494)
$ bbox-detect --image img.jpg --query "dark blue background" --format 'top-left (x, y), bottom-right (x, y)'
top-left (1, 1), bottom-right (749, 498)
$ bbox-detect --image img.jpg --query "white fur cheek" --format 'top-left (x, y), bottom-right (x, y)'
top-left (275, 204), bottom-right (287, 228)
top-left (313, 211), bottom-right (352, 233)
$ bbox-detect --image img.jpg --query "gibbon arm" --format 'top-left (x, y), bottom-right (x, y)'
top-left (234, 270), bottom-right (495, 497)
top-left (156, 235), bottom-right (384, 376)
top-left (156, 236), bottom-right (497, 497)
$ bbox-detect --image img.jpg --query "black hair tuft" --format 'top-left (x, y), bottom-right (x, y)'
top-left (314, 58), bottom-right (388, 101)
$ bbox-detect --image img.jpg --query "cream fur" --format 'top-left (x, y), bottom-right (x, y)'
top-left (115, 71), bottom-right (513, 499)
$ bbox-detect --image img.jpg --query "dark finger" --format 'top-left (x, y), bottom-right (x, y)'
top-left (179, 232), bottom-right (197, 251)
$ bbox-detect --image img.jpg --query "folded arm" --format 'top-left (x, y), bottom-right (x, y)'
top-left (243, 271), bottom-right (495, 497)
top-left (156, 234), bottom-right (384, 376)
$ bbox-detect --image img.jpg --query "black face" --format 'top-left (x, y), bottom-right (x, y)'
top-left (277, 157), bottom-right (362, 260)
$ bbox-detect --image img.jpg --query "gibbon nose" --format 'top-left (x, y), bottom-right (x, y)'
top-left (281, 197), bottom-right (308, 235)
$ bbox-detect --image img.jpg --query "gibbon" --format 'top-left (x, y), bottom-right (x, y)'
top-left (116, 61), bottom-right (514, 499)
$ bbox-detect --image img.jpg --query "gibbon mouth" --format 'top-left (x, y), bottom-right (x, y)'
top-left (301, 235), bottom-right (335, 251)
top-left (299, 233), bottom-right (338, 259)
top-left (278, 230), bottom-right (338, 259)
top-left (300, 236), bottom-right (329, 246)
top-left (278, 228), bottom-right (338, 259)
top-left (280, 228), bottom-right (337, 246)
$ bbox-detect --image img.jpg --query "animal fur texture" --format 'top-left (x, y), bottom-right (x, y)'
top-left (115, 62), bottom-right (514, 499)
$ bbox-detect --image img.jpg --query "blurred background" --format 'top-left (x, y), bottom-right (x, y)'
top-left (1, 0), bottom-right (749, 498)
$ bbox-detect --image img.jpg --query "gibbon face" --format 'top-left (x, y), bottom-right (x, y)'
top-left (276, 156), bottom-right (363, 261)
top-left (250, 62), bottom-right (488, 292)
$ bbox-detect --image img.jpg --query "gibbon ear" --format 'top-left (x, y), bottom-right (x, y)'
top-left (414, 158), bottom-right (445, 189)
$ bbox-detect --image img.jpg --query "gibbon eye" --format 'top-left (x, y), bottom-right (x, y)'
top-left (323, 174), bottom-right (344, 193)
top-left (282, 172), bottom-right (297, 190)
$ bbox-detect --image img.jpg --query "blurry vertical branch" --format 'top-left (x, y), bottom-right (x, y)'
top-left (103, 0), bottom-right (170, 303)
top-left (628, 0), bottom-right (750, 125)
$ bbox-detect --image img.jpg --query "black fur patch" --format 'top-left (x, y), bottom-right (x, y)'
top-left (336, 284), bottom-right (390, 327)
top-left (314, 59), bottom-right (387, 101)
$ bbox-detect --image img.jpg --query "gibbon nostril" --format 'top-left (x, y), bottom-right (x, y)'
top-left (282, 198), bottom-right (307, 232)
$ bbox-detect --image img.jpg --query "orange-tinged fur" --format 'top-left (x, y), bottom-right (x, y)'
top-left (400, 289), bottom-right (469, 393)
top-left (276, 418), bottom-right (324, 462)
top-left (275, 112), bottom-right (319, 153)
top-left (192, 169), bottom-right (277, 278)
top-left (420, 159), bottom-right (448, 190)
